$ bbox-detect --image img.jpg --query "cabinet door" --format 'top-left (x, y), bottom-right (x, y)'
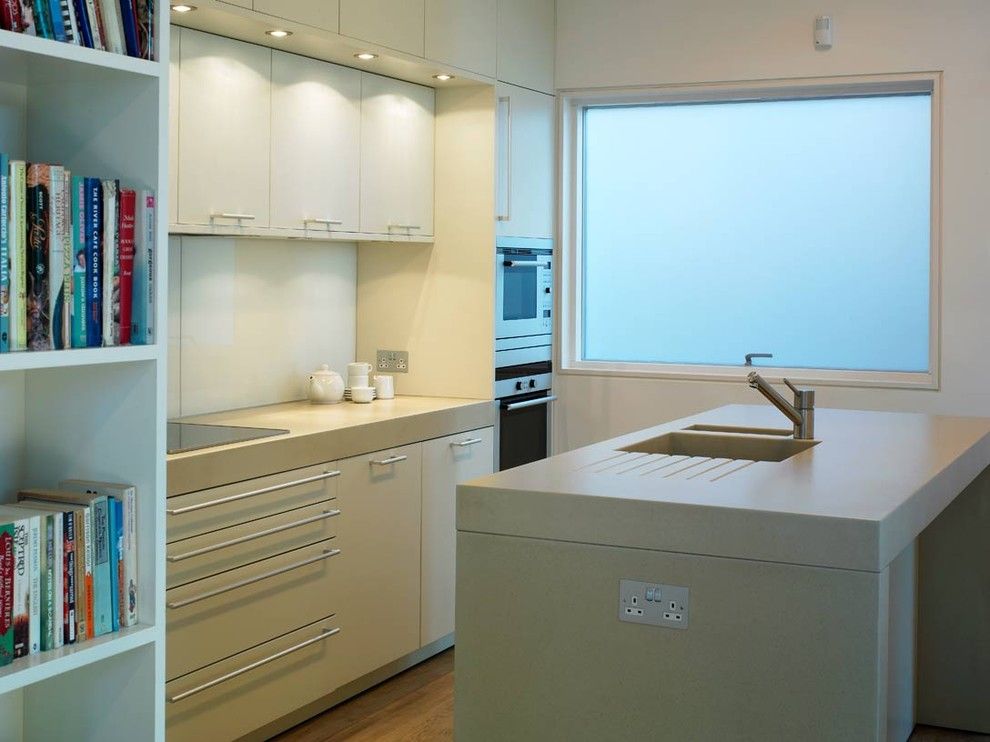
top-left (169, 25), bottom-right (180, 227)
top-left (421, 428), bottom-right (494, 646)
top-left (335, 443), bottom-right (422, 685)
top-left (425, 0), bottom-right (496, 78)
top-left (270, 52), bottom-right (360, 233)
top-left (255, 0), bottom-right (339, 32)
top-left (496, 83), bottom-right (554, 240)
top-left (177, 30), bottom-right (271, 227)
top-left (497, 0), bottom-right (554, 93)
top-left (340, 0), bottom-right (425, 56)
top-left (360, 73), bottom-right (435, 237)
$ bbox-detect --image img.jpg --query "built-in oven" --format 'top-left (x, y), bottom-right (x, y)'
top-left (495, 356), bottom-right (555, 471)
top-left (495, 237), bottom-right (553, 342)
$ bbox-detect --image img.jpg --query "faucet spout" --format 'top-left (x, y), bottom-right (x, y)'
top-left (746, 372), bottom-right (815, 439)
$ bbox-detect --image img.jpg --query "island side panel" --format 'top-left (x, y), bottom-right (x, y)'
top-left (917, 465), bottom-right (990, 733)
top-left (456, 532), bottom-right (887, 741)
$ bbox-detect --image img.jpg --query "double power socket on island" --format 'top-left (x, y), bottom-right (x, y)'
top-left (377, 350), bottom-right (409, 373)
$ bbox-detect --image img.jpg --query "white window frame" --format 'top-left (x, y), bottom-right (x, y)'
top-left (559, 73), bottom-right (942, 390)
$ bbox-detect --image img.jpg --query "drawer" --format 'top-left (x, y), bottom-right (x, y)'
top-left (166, 616), bottom-right (342, 742)
top-left (167, 539), bottom-right (340, 680)
top-left (167, 462), bottom-right (339, 543)
top-left (166, 501), bottom-right (340, 589)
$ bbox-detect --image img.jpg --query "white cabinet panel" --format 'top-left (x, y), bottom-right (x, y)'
top-left (425, 0), bottom-right (496, 78)
top-left (254, 0), bottom-right (339, 32)
top-left (169, 25), bottom-right (180, 227)
top-left (340, 0), bottom-right (425, 56)
top-left (270, 51), bottom-right (360, 233)
top-left (497, 0), bottom-right (554, 93)
top-left (177, 30), bottom-right (272, 227)
top-left (496, 82), bottom-right (554, 240)
top-left (360, 73), bottom-right (435, 237)
top-left (421, 427), bottom-right (494, 645)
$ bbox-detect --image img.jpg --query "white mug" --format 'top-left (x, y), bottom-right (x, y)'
top-left (373, 374), bottom-right (395, 400)
top-left (348, 374), bottom-right (369, 388)
top-left (348, 362), bottom-right (373, 377)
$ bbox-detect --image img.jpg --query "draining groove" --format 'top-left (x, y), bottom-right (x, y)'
top-left (710, 460), bottom-right (756, 482)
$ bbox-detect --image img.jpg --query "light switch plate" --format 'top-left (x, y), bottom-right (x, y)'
top-left (619, 579), bottom-right (690, 629)
top-left (377, 350), bottom-right (409, 373)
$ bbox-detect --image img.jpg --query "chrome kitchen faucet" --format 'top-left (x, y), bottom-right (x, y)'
top-left (747, 372), bottom-right (816, 440)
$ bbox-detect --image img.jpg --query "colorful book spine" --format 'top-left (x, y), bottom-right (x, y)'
top-left (48, 165), bottom-right (66, 350)
top-left (136, 0), bottom-right (152, 59)
top-left (60, 0), bottom-right (77, 43)
top-left (80, 506), bottom-right (93, 640)
top-left (18, 0), bottom-right (36, 35)
top-left (8, 516), bottom-right (31, 658)
top-left (0, 152), bottom-right (9, 353)
top-left (25, 163), bottom-right (51, 351)
top-left (71, 0), bottom-right (90, 46)
top-left (91, 497), bottom-right (111, 636)
top-left (31, 0), bottom-right (51, 38)
top-left (84, 0), bottom-right (102, 49)
top-left (84, 177), bottom-right (102, 347)
top-left (1, 0), bottom-right (24, 31)
top-left (107, 498), bottom-right (120, 632)
top-left (71, 176), bottom-right (87, 347)
top-left (0, 522), bottom-right (13, 667)
top-left (9, 161), bottom-right (27, 351)
top-left (61, 169), bottom-right (73, 348)
top-left (45, 0), bottom-right (63, 40)
top-left (50, 510), bottom-right (62, 649)
top-left (119, 0), bottom-right (138, 56)
top-left (26, 514), bottom-right (40, 654)
top-left (118, 188), bottom-right (135, 345)
top-left (40, 513), bottom-right (53, 650)
top-left (131, 191), bottom-right (154, 344)
top-left (98, 0), bottom-right (122, 53)
top-left (101, 179), bottom-right (118, 346)
top-left (61, 510), bottom-right (75, 644)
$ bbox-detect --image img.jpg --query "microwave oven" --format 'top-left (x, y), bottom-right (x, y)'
top-left (495, 238), bottom-right (552, 341)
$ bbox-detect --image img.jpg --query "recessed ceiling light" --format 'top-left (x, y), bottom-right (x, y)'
top-left (354, 52), bottom-right (378, 61)
top-left (266, 29), bottom-right (292, 38)
top-left (433, 73), bottom-right (455, 81)
top-left (170, 3), bottom-right (196, 11)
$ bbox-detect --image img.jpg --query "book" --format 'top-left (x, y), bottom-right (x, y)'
top-left (60, 0), bottom-right (78, 43)
top-left (17, 0), bottom-right (35, 35)
top-left (131, 190), bottom-right (154, 344)
top-left (19, 500), bottom-right (81, 645)
top-left (0, 521), bottom-right (13, 666)
top-left (0, 511), bottom-right (34, 659)
top-left (72, 0), bottom-right (91, 46)
top-left (25, 163), bottom-right (52, 351)
top-left (20, 504), bottom-right (64, 650)
top-left (101, 179), bottom-right (118, 346)
top-left (76, 506), bottom-right (93, 641)
top-left (1, 152), bottom-right (9, 353)
top-left (136, 0), bottom-right (152, 59)
top-left (48, 165), bottom-right (66, 350)
top-left (107, 498), bottom-right (120, 632)
top-left (1, 0), bottom-right (24, 31)
top-left (9, 161), bottom-right (27, 351)
top-left (71, 176), bottom-right (87, 347)
top-left (118, 0), bottom-right (138, 56)
top-left (0, 507), bottom-right (42, 656)
top-left (31, 0), bottom-right (51, 38)
top-left (46, 0), bottom-right (64, 40)
top-left (84, 177), bottom-right (102, 347)
top-left (98, 0), bottom-right (123, 54)
top-left (117, 188), bottom-right (135, 345)
top-left (84, 0), bottom-right (103, 50)
top-left (61, 169), bottom-right (72, 348)
top-left (62, 480), bottom-right (136, 627)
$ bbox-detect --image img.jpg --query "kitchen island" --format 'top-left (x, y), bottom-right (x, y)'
top-left (455, 405), bottom-right (990, 741)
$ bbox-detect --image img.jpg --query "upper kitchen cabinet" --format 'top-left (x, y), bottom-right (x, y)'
top-left (176, 29), bottom-right (272, 228)
top-left (270, 51), bottom-right (361, 233)
top-left (360, 73), bottom-right (435, 238)
top-left (425, 0), bottom-right (497, 78)
top-left (340, 0), bottom-right (426, 57)
top-left (254, 0), bottom-right (340, 32)
top-left (496, 82), bottom-right (554, 240)
top-left (497, 0), bottom-right (555, 93)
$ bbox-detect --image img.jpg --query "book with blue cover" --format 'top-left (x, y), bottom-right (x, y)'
top-left (91, 496), bottom-right (112, 636)
top-left (119, 0), bottom-right (139, 56)
top-left (84, 177), bottom-right (102, 347)
top-left (71, 0), bottom-right (91, 46)
top-left (108, 498), bottom-right (121, 632)
top-left (45, 0), bottom-right (64, 40)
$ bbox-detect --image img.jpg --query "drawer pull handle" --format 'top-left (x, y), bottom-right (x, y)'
top-left (370, 455), bottom-right (408, 466)
top-left (304, 218), bottom-right (343, 226)
top-left (387, 223), bottom-right (422, 230)
top-left (167, 548), bottom-right (340, 610)
top-left (451, 437), bottom-right (483, 448)
top-left (210, 212), bottom-right (256, 221)
top-left (167, 470), bottom-right (341, 516)
top-left (167, 627), bottom-right (340, 704)
top-left (167, 510), bottom-right (341, 562)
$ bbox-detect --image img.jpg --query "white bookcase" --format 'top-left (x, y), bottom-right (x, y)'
top-left (0, 13), bottom-right (168, 742)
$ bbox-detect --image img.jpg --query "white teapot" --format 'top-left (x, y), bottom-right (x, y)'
top-left (307, 364), bottom-right (344, 404)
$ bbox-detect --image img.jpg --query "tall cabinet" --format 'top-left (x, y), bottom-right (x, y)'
top-left (0, 11), bottom-right (170, 742)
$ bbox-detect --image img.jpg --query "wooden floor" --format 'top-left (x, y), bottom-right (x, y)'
top-left (274, 648), bottom-right (987, 741)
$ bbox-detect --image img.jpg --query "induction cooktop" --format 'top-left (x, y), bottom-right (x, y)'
top-left (167, 422), bottom-right (290, 454)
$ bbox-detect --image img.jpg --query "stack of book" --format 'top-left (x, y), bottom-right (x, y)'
top-left (0, 481), bottom-right (138, 667)
top-left (0, 155), bottom-right (156, 353)
top-left (0, 0), bottom-right (155, 60)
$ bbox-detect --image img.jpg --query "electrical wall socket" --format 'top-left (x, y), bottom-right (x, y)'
top-left (377, 350), bottom-right (409, 373)
top-left (618, 579), bottom-right (690, 629)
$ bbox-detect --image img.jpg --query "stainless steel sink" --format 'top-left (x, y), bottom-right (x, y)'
top-left (619, 430), bottom-right (819, 463)
top-left (683, 424), bottom-right (793, 437)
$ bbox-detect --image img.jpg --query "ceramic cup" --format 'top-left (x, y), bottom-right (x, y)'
top-left (373, 374), bottom-right (395, 400)
top-left (350, 386), bottom-right (375, 404)
top-left (348, 374), bottom-right (369, 389)
top-left (348, 362), bottom-right (373, 377)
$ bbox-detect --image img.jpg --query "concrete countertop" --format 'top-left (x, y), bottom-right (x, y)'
top-left (458, 404), bottom-right (990, 571)
top-left (168, 396), bottom-right (495, 496)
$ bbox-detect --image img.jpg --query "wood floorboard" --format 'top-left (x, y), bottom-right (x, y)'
top-left (273, 648), bottom-right (987, 741)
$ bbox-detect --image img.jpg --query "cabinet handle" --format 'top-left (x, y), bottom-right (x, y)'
top-left (167, 627), bottom-right (341, 704)
top-left (167, 510), bottom-right (341, 562)
top-left (370, 454), bottom-right (408, 466)
top-left (166, 470), bottom-right (341, 516)
top-left (304, 218), bottom-right (343, 226)
top-left (210, 212), bottom-right (256, 221)
top-left (503, 395), bottom-right (557, 412)
top-left (451, 438), bottom-right (483, 448)
top-left (496, 95), bottom-right (512, 222)
top-left (167, 548), bottom-right (340, 610)
top-left (387, 224), bottom-right (422, 230)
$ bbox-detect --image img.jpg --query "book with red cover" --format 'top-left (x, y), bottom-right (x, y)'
top-left (117, 188), bottom-right (135, 345)
top-left (1, 0), bottom-right (24, 31)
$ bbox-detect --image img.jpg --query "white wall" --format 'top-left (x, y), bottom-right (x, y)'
top-left (554, 0), bottom-right (990, 452)
top-left (168, 236), bottom-right (357, 417)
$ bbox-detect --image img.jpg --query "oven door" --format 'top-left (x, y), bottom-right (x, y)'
top-left (498, 391), bottom-right (556, 471)
top-left (495, 252), bottom-right (553, 340)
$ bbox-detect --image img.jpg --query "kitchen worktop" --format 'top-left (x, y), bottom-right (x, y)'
top-left (458, 404), bottom-right (990, 571)
top-left (168, 396), bottom-right (494, 495)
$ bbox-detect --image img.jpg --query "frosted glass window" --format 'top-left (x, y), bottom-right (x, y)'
top-left (581, 93), bottom-right (932, 372)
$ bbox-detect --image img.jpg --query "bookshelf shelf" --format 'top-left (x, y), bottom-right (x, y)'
top-left (0, 29), bottom-right (161, 84)
top-left (0, 624), bottom-right (160, 696)
top-left (0, 344), bottom-right (160, 372)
